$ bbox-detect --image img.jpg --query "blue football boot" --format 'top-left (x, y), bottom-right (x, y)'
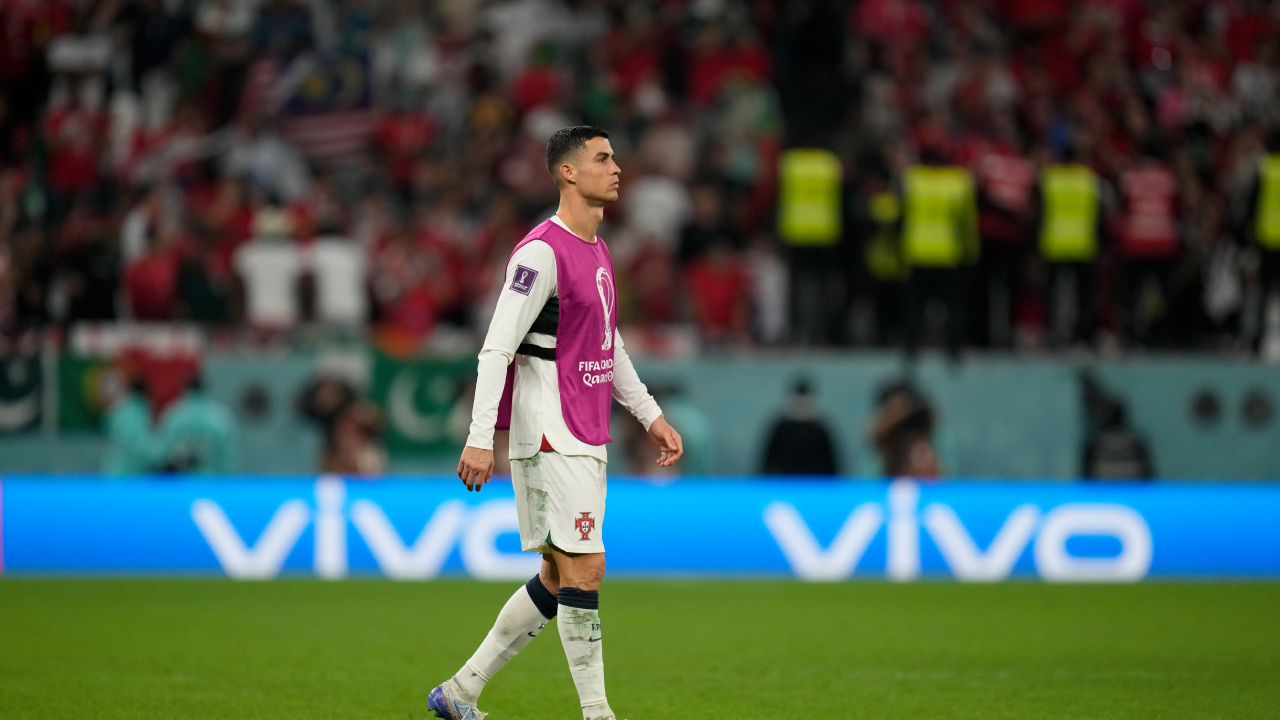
top-left (427, 680), bottom-right (487, 720)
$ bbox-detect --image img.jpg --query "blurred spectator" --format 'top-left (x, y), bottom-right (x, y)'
top-left (678, 183), bottom-right (732, 264)
top-left (221, 114), bottom-right (309, 202)
top-left (159, 374), bottom-right (236, 474)
top-left (309, 234), bottom-right (368, 328)
top-left (745, 233), bottom-right (788, 345)
top-left (53, 198), bottom-right (118, 322)
top-left (102, 371), bottom-right (161, 476)
top-left (326, 400), bottom-right (386, 475)
top-left (623, 166), bottom-right (692, 255)
top-left (43, 78), bottom-right (107, 202)
top-left (870, 381), bottom-right (940, 478)
top-left (624, 240), bottom-right (679, 327)
top-left (972, 114), bottom-right (1035, 348)
top-left (1115, 142), bottom-right (1181, 347)
top-left (370, 224), bottom-right (457, 352)
top-left (233, 205), bottom-right (304, 331)
top-left (685, 238), bottom-right (751, 346)
top-left (1081, 372), bottom-right (1153, 480)
top-left (298, 374), bottom-right (385, 476)
top-left (762, 378), bottom-right (838, 476)
top-left (124, 222), bottom-right (180, 320)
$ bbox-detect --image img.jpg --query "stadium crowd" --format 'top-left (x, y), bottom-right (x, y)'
top-left (0, 0), bottom-right (1278, 356)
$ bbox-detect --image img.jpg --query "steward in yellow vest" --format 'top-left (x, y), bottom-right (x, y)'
top-left (778, 148), bottom-right (842, 247)
top-left (865, 189), bottom-right (907, 282)
top-left (1245, 136), bottom-right (1280, 354)
top-left (901, 165), bottom-right (979, 268)
top-left (1255, 153), bottom-right (1280, 251)
top-left (1038, 163), bottom-right (1101, 262)
top-left (858, 164), bottom-right (908, 346)
top-left (900, 150), bottom-right (979, 356)
top-left (777, 147), bottom-right (845, 344)
top-left (1037, 160), bottom-right (1105, 346)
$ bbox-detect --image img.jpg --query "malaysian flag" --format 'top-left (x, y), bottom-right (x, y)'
top-left (246, 52), bottom-right (379, 162)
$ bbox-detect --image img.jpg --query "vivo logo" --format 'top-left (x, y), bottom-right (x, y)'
top-left (190, 477), bottom-right (539, 580)
top-left (764, 480), bottom-right (1153, 583)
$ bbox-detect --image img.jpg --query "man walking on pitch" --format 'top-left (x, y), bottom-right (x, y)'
top-left (429, 126), bottom-right (683, 720)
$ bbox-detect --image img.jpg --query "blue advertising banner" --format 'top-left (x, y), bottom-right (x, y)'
top-left (1, 477), bottom-right (1277, 581)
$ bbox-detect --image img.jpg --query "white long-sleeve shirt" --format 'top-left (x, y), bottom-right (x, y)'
top-left (466, 216), bottom-right (662, 462)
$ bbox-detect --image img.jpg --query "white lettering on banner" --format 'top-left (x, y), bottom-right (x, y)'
top-left (764, 481), bottom-right (1153, 583)
top-left (1034, 504), bottom-right (1153, 582)
top-left (923, 504), bottom-right (1040, 582)
top-left (192, 479), bottom-right (536, 580)
top-left (350, 500), bottom-right (467, 580)
top-left (577, 360), bottom-right (613, 372)
top-left (461, 500), bottom-right (542, 580)
top-left (314, 477), bottom-right (347, 580)
top-left (191, 499), bottom-right (310, 579)
top-left (763, 501), bottom-right (883, 581)
top-left (886, 480), bottom-right (920, 582)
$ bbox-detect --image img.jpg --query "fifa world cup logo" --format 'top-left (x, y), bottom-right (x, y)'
top-left (596, 267), bottom-right (615, 351)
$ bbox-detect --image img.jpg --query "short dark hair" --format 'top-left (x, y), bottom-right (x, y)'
top-left (545, 125), bottom-right (610, 180)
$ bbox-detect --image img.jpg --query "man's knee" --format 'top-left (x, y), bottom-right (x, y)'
top-left (552, 548), bottom-right (606, 590)
top-left (539, 554), bottom-right (560, 592)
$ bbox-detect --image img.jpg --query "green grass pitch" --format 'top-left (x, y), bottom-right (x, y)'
top-left (1, 580), bottom-right (1278, 719)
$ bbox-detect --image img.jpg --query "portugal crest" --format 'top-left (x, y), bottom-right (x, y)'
top-left (574, 512), bottom-right (596, 541)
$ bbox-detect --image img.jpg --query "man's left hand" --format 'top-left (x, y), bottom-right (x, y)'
top-left (647, 415), bottom-right (683, 467)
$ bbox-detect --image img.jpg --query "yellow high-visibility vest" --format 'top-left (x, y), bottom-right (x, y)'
top-left (902, 165), bottom-right (978, 268)
top-left (1256, 154), bottom-right (1280, 250)
top-left (1039, 164), bottom-right (1100, 262)
top-left (865, 191), bottom-right (908, 281)
top-left (777, 149), bottom-right (842, 246)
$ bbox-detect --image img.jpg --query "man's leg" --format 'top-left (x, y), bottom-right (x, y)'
top-left (430, 450), bottom-right (559, 719)
top-left (446, 558), bottom-right (560, 701)
top-left (550, 547), bottom-right (613, 720)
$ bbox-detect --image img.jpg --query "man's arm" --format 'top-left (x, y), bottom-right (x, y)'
top-left (459, 241), bottom-right (556, 490)
top-left (612, 331), bottom-right (683, 467)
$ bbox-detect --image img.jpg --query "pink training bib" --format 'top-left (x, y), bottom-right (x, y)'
top-left (495, 219), bottom-right (617, 446)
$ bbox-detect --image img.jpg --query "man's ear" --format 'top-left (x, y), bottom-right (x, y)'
top-left (560, 162), bottom-right (576, 185)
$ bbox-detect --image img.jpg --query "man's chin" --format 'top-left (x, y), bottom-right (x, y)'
top-left (588, 189), bottom-right (620, 205)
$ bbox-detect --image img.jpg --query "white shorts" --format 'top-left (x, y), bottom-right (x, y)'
top-left (510, 451), bottom-right (607, 555)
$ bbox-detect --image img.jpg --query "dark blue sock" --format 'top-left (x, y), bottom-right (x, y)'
top-left (557, 586), bottom-right (599, 610)
top-left (525, 575), bottom-right (558, 619)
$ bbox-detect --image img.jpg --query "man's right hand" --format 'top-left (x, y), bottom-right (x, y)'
top-left (457, 446), bottom-right (495, 492)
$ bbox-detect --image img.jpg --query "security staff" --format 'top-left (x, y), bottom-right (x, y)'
top-left (861, 167), bottom-right (908, 346)
top-left (900, 147), bottom-right (979, 356)
top-left (1037, 153), bottom-right (1105, 347)
top-left (778, 147), bottom-right (844, 345)
top-left (1243, 129), bottom-right (1280, 354)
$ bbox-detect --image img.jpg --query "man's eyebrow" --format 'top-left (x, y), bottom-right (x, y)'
top-left (595, 151), bottom-right (613, 160)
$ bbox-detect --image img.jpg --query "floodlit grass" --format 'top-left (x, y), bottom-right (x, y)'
top-left (1, 580), bottom-right (1277, 719)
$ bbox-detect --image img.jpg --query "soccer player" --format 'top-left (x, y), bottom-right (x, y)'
top-left (428, 125), bottom-right (684, 720)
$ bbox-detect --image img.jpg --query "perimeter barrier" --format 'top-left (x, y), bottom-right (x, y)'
top-left (1, 477), bottom-right (1277, 581)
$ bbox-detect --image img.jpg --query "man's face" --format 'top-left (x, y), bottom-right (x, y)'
top-left (564, 137), bottom-right (621, 205)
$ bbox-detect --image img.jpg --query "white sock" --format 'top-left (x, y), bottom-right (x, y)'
top-left (451, 579), bottom-right (553, 702)
top-left (558, 588), bottom-right (609, 717)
